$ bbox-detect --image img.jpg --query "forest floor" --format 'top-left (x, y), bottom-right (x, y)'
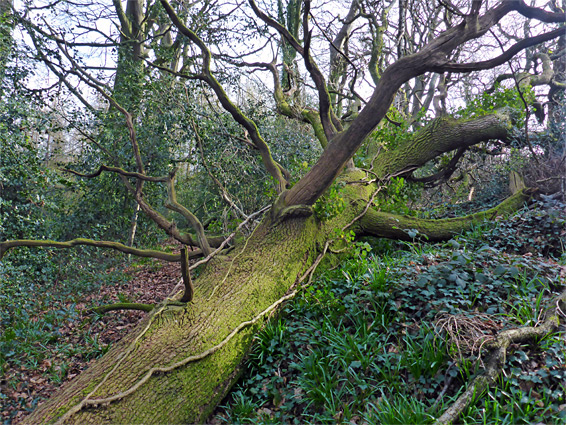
top-left (1, 258), bottom-right (181, 424)
top-left (1, 199), bottom-right (565, 424)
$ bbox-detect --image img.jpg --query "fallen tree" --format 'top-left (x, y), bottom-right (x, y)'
top-left (1, 0), bottom-right (564, 423)
top-left (18, 169), bottom-right (532, 425)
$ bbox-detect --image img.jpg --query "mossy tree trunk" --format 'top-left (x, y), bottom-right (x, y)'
top-left (25, 205), bottom-right (325, 424)
top-left (23, 165), bottom-right (529, 424)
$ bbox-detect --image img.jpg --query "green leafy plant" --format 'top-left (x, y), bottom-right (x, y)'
top-left (456, 84), bottom-right (535, 122)
top-left (313, 181), bottom-right (346, 221)
top-left (484, 199), bottom-right (566, 258)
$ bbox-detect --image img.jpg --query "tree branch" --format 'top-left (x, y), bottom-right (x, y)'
top-left (0, 238), bottom-right (183, 262)
top-left (437, 28), bottom-right (566, 73)
top-left (434, 288), bottom-right (566, 424)
top-left (90, 303), bottom-right (155, 315)
top-left (372, 110), bottom-right (513, 179)
top-left (249, 0), bottom-right (338, 141)
top-left (165, 170), bottom-right (212, 257)
top-left (285, 1), bottom-right (565, 206)
top-left (357, 188), bottom-right (533, 242)
top-left (62, 165), bottom-right (168, 183)
top-left (407, 147), bottom-right (467, 186)
top-left (159, 0), bottom-right (288, 193)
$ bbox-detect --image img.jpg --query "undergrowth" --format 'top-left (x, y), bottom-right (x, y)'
top-left (215, 205), bottom-right (566, 424)
top-left (0, 248), bottom-right (131, 422)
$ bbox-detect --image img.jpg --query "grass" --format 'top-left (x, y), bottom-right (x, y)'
top-left (215, 227), bottom-right (566, 424)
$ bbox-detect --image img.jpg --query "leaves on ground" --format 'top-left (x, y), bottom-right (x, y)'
top-left (1, 256), bottom-right (181, 424)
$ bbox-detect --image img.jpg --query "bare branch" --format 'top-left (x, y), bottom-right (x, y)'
top-left (249, 0), bottom-right (338, 140)
top-left (437, 28), bottom-right (566, 73)
top-left (165, 170), bottom-right (212, 257)
top-left (284, 1), bottom-right (566, 206)
top-left (62, 165), bottom-right (168, 183)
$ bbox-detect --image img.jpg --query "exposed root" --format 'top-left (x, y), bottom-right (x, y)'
top-left (434, 289), bottom-right (566, 425)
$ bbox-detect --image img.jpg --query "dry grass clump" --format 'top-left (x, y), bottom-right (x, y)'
top-left (434, 313), bottom-right (502, 361)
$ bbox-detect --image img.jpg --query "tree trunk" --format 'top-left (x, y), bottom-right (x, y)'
top-left (0, 0), bottom-right (13, 92)
top-left (23, 170), bottom-right (530, 424)
top-left (25, 211), bottom-right (324, 424)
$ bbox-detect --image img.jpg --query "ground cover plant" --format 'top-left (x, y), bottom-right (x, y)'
top-left (2, 200), bottom-right (564, 424)
top-left (214, 205), bottom-right (566, 424)
top-left (0, 251), bottom-right (181, 424)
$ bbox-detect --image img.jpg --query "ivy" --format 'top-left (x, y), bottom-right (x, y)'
top-left (455, 83), bottom-right (535, 122)
top-left (313, 181), bottom-right (346, 221)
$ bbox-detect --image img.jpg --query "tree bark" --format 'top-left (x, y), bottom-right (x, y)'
top-left (371, 110), bottom-right (512, 179)
top-left (356, 189), bottom-right (532, 242)
top-left (24, 211), bottom-right (325, 425)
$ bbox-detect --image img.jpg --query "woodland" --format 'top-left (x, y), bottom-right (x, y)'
top-left (0, 0), bottom-right (565, 423)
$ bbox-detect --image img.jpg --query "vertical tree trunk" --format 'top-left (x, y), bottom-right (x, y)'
top-left (0, 0), bottom-right (13, 93)
top-left (127, 203), bottom-right (140, 248)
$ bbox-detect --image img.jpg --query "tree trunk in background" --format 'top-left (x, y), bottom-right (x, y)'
top-left (127, 203), bottom-right (140, 248)
top-left (0, 0), bottom-right (13, 93)
top-left (113, 0), bottom-right (145, 113)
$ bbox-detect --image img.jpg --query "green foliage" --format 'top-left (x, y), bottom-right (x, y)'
top-left (376, 177), bottom-right (422, 216)
top-left (0, 58), bottom-right (61, 242)
top-left (0, 249), bottom-right (128, 373)
top-left (456, 84), bottom-right (535, 121)
top-left (313, 181), bottom-right (346, 221)
top-left (217, 206), bottom-right (566, 424)
top-left (460, 338), bottom-right (566, 424)
top-left (355, 107), bottom-right (429, 168)
top-left (161, 84), bottom-right (320, 233)
top-left (0, 247), bottom-right (130, 421)
top-left (482, 198), bottom-right (566, 258)
top-left (59, 78), bottom-right (187, 244)
top-left (547, 91), bottom-right (566, 153)
top-left (364, 394), bottom-right (435, 424)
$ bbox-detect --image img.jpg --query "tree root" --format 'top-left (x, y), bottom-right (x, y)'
top-left (89, 303), bottom-right (155, 314)
top-left (434, 289), bottom-right (566, 425)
